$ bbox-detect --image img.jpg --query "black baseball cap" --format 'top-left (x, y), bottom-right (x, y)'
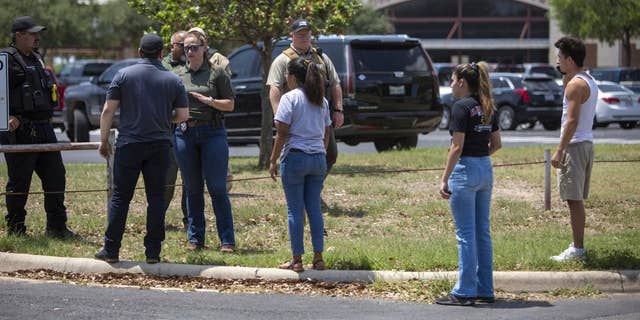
top-left (139, 33), bottom-right (163, 55)
top-left (290, 19), bottom-right (311, 33)
top-left (11, 16), bottom-right (46, 33)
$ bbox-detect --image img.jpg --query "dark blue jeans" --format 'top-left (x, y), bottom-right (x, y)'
top-left (174, 125), bottom-right (234, 246)
top-left (103, 141), bottom-right (170, 258)
top-left (280, 152), bottom-right (327, 256)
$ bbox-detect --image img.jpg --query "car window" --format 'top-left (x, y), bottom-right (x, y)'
top-left (598, 84), bottom-right (631, 93)
top-left (59, 64), bottom-right (72, 77)
top-left (505, 77), bottom-right (524, 88)
top-left (438, 66), bottom-right (454, 86)
top-left (351, 44), bottom-right (431, 73)
top-left (98, 61), bottom-right (136, 84)
top-left (523, 79), bottom-right (561, 91)
top-left (620, 69), bottom-right (640, 81)
top-left (229, 48), bottom-right (259, 78)
top-left (590, 70), bottom-right (617, 82)
top-left (82, 63), bottom-right (112, 77)
top-left (530, 66), bottom-right (562, 79)
top-left (316, 43), bottom-right (345, 74)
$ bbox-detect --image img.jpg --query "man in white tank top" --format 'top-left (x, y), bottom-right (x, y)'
top-left (550, 37), bottom-right (597, 262)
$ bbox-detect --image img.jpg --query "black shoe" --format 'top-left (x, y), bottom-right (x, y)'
top-left (94, 249), bottom-right (119, 263)
top-left (146, 257), bottom-right (160, 264)
top-left (8, 225), bottom-right (27, 237)
top-left (45, 227), bottom-right (79, 240)
top-left (474, 296), bottom-right (496, 304)
top-left (435, 294), bottom-right (475, 306)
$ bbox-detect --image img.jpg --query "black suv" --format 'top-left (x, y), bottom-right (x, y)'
top-left (227, 35), bottom-right (443, 152)
top-left (490, 72), bottom-right (563, 130)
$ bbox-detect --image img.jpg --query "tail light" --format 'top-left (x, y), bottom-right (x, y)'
top-left (514, 88), bottom-right (531, 104)
top-left (602, 97), bottom-right (620, 104)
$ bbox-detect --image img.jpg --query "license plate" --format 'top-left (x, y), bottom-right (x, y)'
top-left (389, 85), bottom-right (405, 96)
top-left (545, 94), bottom-right (554, 101)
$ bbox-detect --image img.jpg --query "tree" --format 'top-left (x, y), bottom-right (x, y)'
top-left (549, 0), bottom-right (640, 67)
top-left (129, 0), bottom-right (361, 168)
top-left (347, 4), bottom-right (394, 34)
top-left (0, 0), bottom-right (152, 57)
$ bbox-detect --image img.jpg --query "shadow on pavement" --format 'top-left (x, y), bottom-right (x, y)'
top-left (474, 299), bottom-right (553, 309)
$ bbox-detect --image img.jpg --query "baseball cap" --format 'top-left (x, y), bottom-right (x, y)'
top-left (187, 27), bottom-right (207, 40)
top-left (11, 16), bottom-right (46, 33)
top-left (139, 33), bottom-right (163, 55)
top-left (290, 19), bottom-right (311, 33)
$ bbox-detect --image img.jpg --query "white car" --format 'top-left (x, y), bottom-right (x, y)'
top-left (594, 81), bottom-right (640, 129)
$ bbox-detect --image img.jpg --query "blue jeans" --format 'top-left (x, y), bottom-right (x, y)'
top-left (104, 141), bottom-right (170, 258)
top-left (448, 156), bottom-right (494, 298)
top-left (174, 125), bottom-right (234, 246)
top-left (280, 151), bottom-right (327, 256)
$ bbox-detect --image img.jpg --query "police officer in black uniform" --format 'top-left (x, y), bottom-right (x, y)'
top-left (0, 16), bottom-right (75, 238)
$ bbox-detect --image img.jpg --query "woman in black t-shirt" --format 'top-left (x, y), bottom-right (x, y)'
top-left (436, 62), bottom-right (502, 306)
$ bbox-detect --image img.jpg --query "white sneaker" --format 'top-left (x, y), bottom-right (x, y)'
top-left (550, 243), bottom-right (586, 262)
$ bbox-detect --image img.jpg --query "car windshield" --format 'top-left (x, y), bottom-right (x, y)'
top-left (598, 84), bottom-right (631, 93)
top-left (98, 61), bottom-right (136, 84)
top-left (523, 79), bottom-right (561, 91)
top-left (83, 63), bottom-right (112, 77)
top-left (530, 66), bottom-right (562, 79)
top-left (351, 43), bottom-right (430, 73)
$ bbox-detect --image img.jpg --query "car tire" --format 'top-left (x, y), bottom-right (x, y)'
top-left (620, 121), bottom-right (637, 130)
top-left (374, 138), bottom-right (395, 152)
top-left (396, 135), bottom-right (418, 150)
top-left (439, 106), bottom-right (450, 130)
top-left (70, 109), bottom-right (90, 142)
top-left (497, 105), bottom-right (517, 130)
top-left (541, 120), bottom-right (561, 131)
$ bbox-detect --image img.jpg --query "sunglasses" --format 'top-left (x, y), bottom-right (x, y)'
top-left (184, 44), bottom-right (203, 52)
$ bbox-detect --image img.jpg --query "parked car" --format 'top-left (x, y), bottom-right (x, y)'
top-left (433, 62), bottom-right (455, 97)
top-left (593, 81), bottom-right (640, 129)
top-left (589, 67), bottom-right (640, 94)
top-left (439, 72), bottom-right (563, 131)
top-left (44, 66), bottom-right (65, 130)
top-left (228, 34), bottom-right (443, 152)
top-left (523, 63), bottom-right (563, 86)
top-left (64, 59), bottom-right (135, 142)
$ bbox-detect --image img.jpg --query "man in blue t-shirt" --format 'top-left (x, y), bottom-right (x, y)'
top-left (94, 34), bottom-right (189, 264)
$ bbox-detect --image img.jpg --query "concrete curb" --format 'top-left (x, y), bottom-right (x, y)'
top-left (1, 252), bottom-right (638, 293)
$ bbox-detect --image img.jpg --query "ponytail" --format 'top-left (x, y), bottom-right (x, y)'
top-left (453, 62), bottom-right (495, 124)
top-left (287, 57), bottom-right (325, 106)
top-left (476, 62), bottom-right (494, 124)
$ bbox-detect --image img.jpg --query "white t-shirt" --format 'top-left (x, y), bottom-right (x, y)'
top-left (274, 87), bottom-right (332, 161)
top-left (560, 73), bottom-right (597, 144)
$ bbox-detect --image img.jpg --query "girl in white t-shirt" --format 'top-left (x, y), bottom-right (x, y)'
top-left (269, 58), bottom-right (332, 272)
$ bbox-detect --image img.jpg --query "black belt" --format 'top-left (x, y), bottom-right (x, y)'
top-left (186, 118), bottom-right (223, 128)
top-left (289, 148), bottom-right (305, 153)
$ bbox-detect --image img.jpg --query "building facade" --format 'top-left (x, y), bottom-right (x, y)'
top-left (367, 0), bottom-right (639, 68)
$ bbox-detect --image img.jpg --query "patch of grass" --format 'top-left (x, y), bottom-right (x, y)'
top-left (0, 144), bottom-right (638, 271)
top-left (546, 284), bottom-right (602, 298)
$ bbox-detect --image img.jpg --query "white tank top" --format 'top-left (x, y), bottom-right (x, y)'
top-left (560, 73), bottom-right (597, 144)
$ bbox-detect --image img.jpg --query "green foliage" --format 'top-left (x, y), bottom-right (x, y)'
top-left (0, 0), bottom-right (152, 52)
top-left (347, 4), bottom-right (394, 34)
top-left (549, 0), bottom-right (640, 66)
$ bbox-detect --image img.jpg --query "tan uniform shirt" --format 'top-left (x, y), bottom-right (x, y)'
top-left (266, 44), bottom-right (340, 90)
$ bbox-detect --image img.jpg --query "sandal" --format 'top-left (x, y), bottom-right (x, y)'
top-left (311, 259), bottom-right (325, 271)
top-left (279, 259), bottom-right (304, 272)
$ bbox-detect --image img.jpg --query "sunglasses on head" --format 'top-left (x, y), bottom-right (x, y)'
top-left (184, 44), bottom-right (203, 52)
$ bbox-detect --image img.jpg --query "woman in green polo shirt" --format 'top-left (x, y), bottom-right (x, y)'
top-left (174, 31), bottom-right (236, 253)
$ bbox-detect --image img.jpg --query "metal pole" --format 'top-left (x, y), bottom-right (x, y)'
top-left (544, 149), bottom-right (551, 211)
